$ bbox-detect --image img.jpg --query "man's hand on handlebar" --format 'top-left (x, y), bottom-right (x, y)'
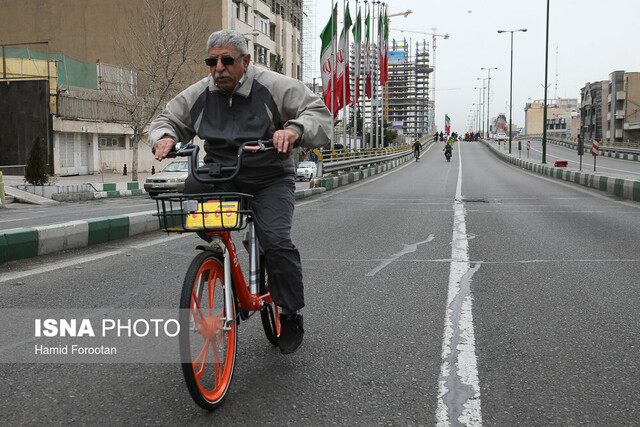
top-left (273, 128), bottom-right (299, 154)
top-left (154, 137), bottom-right (177, 161)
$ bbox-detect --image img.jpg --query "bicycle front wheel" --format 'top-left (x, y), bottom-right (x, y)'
top-left (179, 251), bottom-right (237, 410)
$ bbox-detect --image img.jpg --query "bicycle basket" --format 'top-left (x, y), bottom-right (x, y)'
top-left (153, 192), bottom-right (253, 232)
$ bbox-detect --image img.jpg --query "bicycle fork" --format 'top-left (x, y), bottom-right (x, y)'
top-left (219, 222), bottom-right (262, 330)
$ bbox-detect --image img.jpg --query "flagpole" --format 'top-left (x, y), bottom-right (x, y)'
top-left (359, 1), bottom-right (364, 150)
top-left (379, 2), bottom-right (386, 148)
top-left (376, 2), bottom-right (381, 148)
top-left (360, 0), bottom-right (369, 148)
top-left (331, 0), bottom-right (336, 149)
top-left (353, 0), bottom-right (359, 150)
top-left (342, 0), bottom-right (348, 150)
top-left (372, 0), bottom-right (376, 149)
top-left (363, 0), bottom-right (373, 148)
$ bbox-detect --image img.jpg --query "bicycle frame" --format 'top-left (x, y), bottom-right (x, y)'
top-left (207, 221), bottom-right (273, 330)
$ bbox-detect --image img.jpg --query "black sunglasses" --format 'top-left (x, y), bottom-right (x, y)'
top-left (205, 54), bottom-right (244, 67)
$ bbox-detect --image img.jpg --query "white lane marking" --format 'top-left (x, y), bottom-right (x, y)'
top-left (365, 235), bottom-right (435, 276)
top-left (437, 144), bottom-right (483, 426)
top-left (0, 233), bottom-right (186, 283)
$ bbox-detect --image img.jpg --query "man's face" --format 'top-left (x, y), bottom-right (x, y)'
top-left (207, 44), bottom-right (250, 93)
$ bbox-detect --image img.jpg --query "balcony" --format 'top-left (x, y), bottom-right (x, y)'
top-left (616, 91), bottom-right (626, 100)
top-left (615, 110), bottom-right (625, 120)
top-left (624, 120), bottom-right (640, 130)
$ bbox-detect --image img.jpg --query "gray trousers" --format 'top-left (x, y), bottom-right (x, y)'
top-left (184, 175), bottom-right (304, 311)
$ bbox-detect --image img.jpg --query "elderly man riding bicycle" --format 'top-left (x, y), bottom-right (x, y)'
top-left (150, 29), bottom-right (332, 354)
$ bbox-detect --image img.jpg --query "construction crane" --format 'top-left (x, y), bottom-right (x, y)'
top-left (388, 10), bottom-right (412, 19)
top-left (390, 27), bottom-right (450, 133)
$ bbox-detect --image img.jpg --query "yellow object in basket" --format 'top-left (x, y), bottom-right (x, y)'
top-left (185, 200), bottom-right (239, 229)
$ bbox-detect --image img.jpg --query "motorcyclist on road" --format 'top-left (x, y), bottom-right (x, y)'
top-left (443, 140), bottom-right (453, 161)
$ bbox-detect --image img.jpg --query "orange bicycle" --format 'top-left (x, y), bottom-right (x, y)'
top-left (153, 140), bottom-right (280, 410)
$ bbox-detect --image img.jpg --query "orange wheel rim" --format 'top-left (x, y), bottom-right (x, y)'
top-left (188, 259), bottom-right (236, 402)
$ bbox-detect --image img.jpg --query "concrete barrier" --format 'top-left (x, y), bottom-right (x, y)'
top-left (0, 213), bottom-right (154, 264)
top-left (482, 140), bottom-right (640, 202)
top-left (311, 141), bottom-right (429, 191)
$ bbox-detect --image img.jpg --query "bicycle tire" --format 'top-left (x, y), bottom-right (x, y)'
top-left (259, 254), bottom-right (281, 345)
top-left (179, 251), bottom-right (237, 410)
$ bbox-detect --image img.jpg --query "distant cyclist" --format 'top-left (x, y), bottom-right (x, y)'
top-left (412, 139), bottom-right (422, 161)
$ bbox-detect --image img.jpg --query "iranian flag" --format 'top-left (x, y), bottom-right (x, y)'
top-left (364, 9), bottom-right (372, 98)
top-left (320, 5), bottom-right (338, 114)
top-left (351, 7), bottom-right (362, 104)
top-left (378, 8), bottom-right (388, 86)
top-left (335, 4), bottom-right (352, 112)
top-left (445, 114), bottom-right (451, 135)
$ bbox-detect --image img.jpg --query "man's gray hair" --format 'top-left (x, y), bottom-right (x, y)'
top-left (206, 29), bottom-right (249, 55)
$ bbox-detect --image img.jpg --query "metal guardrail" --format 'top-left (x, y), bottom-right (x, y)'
top-left (516, 135), bottom-right (640, 156)
top-left (313, 137), bottom-right (434, 176)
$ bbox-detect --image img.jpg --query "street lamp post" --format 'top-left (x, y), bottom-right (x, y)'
top-left (430, 28), bottom-right (450, 133)
top-left (481, 66), bottom-right (497, 138)
top-left (474, 86), bottom-right (482, 133)
top-left (477, 77), bottom-right (488, 137)
top-left (542, 0), bottom-right (550, 163)
top-left (498, 28), bottom-right (527, 154)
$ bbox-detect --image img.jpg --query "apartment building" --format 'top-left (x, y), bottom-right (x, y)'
top-left (523, 98), bottom-right (579, 136)
top-left (579, 81), bottom-right (609, 142)
top-left (0, 0), bottom-right (304, 176)
top-left (580, 71), bottom-right (640, 144)
top-left (385, 40), bottom-right (431, 139)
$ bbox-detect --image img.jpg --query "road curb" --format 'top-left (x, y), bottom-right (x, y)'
top-left (0, 187), bottom-right (327, 264)
top-left (311, 145), bottom-right (425, 191)
top-left (482, 140), bottom-right (640, 202)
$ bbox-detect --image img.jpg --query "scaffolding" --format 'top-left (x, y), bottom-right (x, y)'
top-left (301, 0), bottom-right (315, 83)
top-left (384, 39), bottom-right (430, 138)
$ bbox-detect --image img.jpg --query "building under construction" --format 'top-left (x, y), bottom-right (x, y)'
top-left (385, 39), bottom-right (431, 138)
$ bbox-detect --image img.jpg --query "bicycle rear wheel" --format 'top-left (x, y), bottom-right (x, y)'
top-left (179, 251), bottom-right (237, 410)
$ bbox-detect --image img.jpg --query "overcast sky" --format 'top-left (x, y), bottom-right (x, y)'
top-left (311, 0), bottom-right (640, 133)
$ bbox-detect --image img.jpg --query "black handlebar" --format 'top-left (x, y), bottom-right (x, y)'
top-left (167, 140), bottom-right (274, 184)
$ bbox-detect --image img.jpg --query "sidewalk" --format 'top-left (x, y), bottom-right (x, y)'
top-left (2, 171), bottom-right (150, 186)
top-left (2, 172), bottom-right (151, 203)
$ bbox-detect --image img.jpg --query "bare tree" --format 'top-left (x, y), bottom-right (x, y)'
top-left (112, 0), bottom-right (206, 181)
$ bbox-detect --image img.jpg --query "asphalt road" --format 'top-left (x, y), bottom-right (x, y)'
top-left (0, 141), bottom-right (638, 425)
top-left (0, 182), bottom-right (313, 231)
top-left (501, 138), bottom-right (640, 178)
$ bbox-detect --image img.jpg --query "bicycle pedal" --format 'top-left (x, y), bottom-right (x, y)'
top-left (238, 308), bottom-right (251, 321)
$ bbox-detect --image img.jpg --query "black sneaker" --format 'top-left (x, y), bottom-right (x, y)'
top-left (279, 313), bottom-right (304, 354)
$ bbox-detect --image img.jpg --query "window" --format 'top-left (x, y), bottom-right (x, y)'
top-left (232, 2), bottom-right (239, 19)
top-left (255, 46), bottom-right (267, 65)
top-left (98, 135), bottom-right (126, 149)
top-left (260, 17), bottom-right (269, 34)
